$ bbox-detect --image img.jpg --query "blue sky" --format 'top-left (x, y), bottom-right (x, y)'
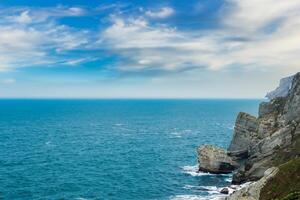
top-left (0, 0), bottom-right (299, 98)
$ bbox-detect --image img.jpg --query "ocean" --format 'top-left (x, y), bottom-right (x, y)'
top-left (0, 99), bottom-right (260, 200)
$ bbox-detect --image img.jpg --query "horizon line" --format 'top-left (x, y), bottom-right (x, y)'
top-left (0, 97), bottom-right (265, 100)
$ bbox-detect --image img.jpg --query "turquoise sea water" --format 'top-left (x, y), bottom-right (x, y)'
top-left (0, 99), bottom-right (260, 200)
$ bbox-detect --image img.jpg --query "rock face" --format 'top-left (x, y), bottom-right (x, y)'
top-left (220, 188), bottom-right (229, 194)
top-left (266, 75), bottom-right (294, 99)
top-left (228, 112), bottom-right (259, 153)
top-left (226, 167), bottom-right (279, 200)
top-left (197, 72), bottom-right (300, 199)
top-left (259, 158), bottom-right (300, 200)
top-left (231, 72), bottom-right (300, 184)
top-left (197, 145), bottom-right (238, 174)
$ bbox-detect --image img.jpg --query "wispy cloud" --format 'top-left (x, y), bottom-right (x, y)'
top-left (3, 6), bottom-right (86, 24)
top-left (145, 7), bottom-right (174, 19)
top-left (98, 1), bottom-right (300, 73)
top-left (0, 6), bottom-right (90, 71)
top-left (10, 10), bottom-right (32, 23)
top-left (0, 1), bottom-right (299, 76)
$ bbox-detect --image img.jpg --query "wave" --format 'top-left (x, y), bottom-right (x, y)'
top-left (179, 165), bottom-right (241, 200)
top-left (181, 165), bottom-right (232, 177)
top-left (183, 182), bottom-right (251, 196)
top-left (225, 177), bottom-right (232, 182)
top-left (114, 123), bottom-right (123, 126)
top-left (183, 185), bottom-right (221, 194)
top-left (169, 129), bottom-right (192, 138)
top-left (170, 194), bottom-right (224, 200)
top-left (170, 132), bottom-right (182, 138)
top-left (181, 165), bottom-right (214, 177)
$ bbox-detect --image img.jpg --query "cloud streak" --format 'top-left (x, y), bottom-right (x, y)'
top-left (98, 0), bottom-right (300, 73)
top-left (0, 1), bottom-right (299, 75)
top-left (0, 6), bottom-right (90, 71)
top-left (145, 7), bottom-right (174, 18)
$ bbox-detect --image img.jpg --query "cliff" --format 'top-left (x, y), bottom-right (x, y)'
top-left (197, 72), bottom-right (300, 200)
top-left (266, 75), bottom-right (294, 99)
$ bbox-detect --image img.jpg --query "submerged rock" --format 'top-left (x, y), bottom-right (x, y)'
top-left (197, 145), bottom-right (238, 174)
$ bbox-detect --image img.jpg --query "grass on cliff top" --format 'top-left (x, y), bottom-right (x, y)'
top-left (277, 192), bottom-right (300, 200)
top-left (260, 158), bottom-right (300, 200)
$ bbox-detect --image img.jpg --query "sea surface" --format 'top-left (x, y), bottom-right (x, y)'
top-left (0, 99), bottom-right (261, 200)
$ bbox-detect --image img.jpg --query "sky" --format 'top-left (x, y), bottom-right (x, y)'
top-left (0, 0), bottom-right (299, 98)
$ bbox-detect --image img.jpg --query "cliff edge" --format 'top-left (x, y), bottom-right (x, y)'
top-left (197, 72), bottom-right (300, 200)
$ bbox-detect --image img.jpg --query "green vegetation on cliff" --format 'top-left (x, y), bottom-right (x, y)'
top-left (260, 158), bottom-right (300, 200)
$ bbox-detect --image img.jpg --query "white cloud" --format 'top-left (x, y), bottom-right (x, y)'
top-left (145, 7), bottom-right (174, 18)
top-left (223, 0), bottom-right (300, 32)
top-left (0, 2), bottom-right (300, 75)
top-left (2, 6), bottom-right (86, 24)
top-left (0, 6), bottom-right (89, 71)
top-left (98, 1), bottom-right (300, 74)
top-left (11, 10), bottom-right (32, 24)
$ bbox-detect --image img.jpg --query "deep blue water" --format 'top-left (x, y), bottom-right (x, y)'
top-left (0, 99), bottom-right (260, 200)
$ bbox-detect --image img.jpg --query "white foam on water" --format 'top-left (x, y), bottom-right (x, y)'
top-left (184, 184), bottom-right (227, 194)
top-left (183, 184), bottom-right (200, 190)
top-left (225, 177), bottom-right (232, 183)
top-left (175, 186), bottom-right (229, 200)
top-left (170, 132), bottom-right (182, 138)
top-left (172, 182), bottom-right (253, 200)
top-left (181, 165), bottom-right (214, 177)
top-left (199, 186), bottom-right (220, 194)
top-left (114, 123), bottom-right (123, 126)
top-left (169, 129), bottom-right (193, 138)
top-left (181, 165), bottom-right (233, 177)
top-left (170, 194), bottom-right (224, 200)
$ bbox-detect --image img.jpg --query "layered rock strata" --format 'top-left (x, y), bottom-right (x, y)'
top-left (197, 72), bottom-right (300, 199)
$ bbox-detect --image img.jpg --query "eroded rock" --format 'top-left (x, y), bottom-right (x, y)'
top-left (197, 145), bottom-right (238, 174)
top-left (228, 112), bottom-right (259, 153)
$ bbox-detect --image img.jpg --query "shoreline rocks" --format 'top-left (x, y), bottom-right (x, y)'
top-left (220, 188), bottom-right (229, 194)
top-left (226, 167), bottom-right (279, 200)
top-left (197, 72), bottom-right (300, 199)
top-left (197, 145), bottom-right (238, 174)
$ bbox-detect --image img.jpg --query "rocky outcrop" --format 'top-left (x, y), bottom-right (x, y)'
top-left (266, 75), bottom-right (294, 99)
top-left (226, 167), bottom-right (279, 200)
top-left (227, 158), bottom-right (300, 200)
top-left (258, 97), bottom-right (286, 117)
top-left (197, 72), bottom-right (300, 199)
top-left (228, 112), bottom-right (259, 153)
top-left (281, 73), bottom-right (300, 124)
top-left (220, 188), bottom-right (229, 194)
top-left (231, 72), bottom-right (300, 184)
top-left (197, 145), bottom-right (238, 174)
